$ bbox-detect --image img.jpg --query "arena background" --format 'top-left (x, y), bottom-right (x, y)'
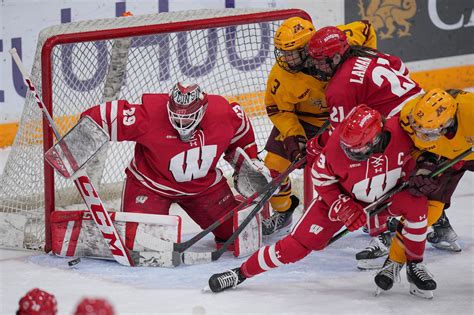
top-left (1, 0), bottom-right (473, 147)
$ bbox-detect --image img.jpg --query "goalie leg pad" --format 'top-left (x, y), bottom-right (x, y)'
top-left (51, 210), bottom-right (181, 259)
top-left (233, 204), bottom-right (262, 257)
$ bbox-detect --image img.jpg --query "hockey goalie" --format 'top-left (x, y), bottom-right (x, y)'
top-left (48, 82), bottom-right (270, 266)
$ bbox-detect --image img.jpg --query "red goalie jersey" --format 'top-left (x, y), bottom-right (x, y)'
top-left (82, 94), bottom-right (257, 197)
top-left (312, 117), bottom-right (415, 207)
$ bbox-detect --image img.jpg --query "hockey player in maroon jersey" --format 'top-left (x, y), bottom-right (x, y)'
top-left (81, 82), bottom-right (261, 250)
top-left (306, 26), bottom-right (425, 268)
top-left (208, 105), bottom-right (436, 298)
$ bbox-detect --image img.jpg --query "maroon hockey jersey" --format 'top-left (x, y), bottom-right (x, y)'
top-left (326, 52), bottom-right (423, 127)
top-left (82, 94), bottom-right (257, 197)
top-left (311, 117), bottom-right (415, 207)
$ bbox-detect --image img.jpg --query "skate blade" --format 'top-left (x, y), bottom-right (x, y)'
top-left (201, 285), bottom-right (212, 293)
top-left (409, 284), bottom-right (434, 299)
top-left (375, 286), bottom-right (383, 297)
top-left (357, 257), bottom-right (386, 270)
top-left (431, 241), bottom-right (462, 252)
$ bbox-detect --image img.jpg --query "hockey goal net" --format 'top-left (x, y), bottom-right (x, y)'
top-left (0, 8), bottom-right (310, 252)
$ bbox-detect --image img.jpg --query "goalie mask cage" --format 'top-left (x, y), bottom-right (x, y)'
top-left (0, 8), bottom-right (310, 252)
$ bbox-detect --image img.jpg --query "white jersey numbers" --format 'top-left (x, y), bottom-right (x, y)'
top-left (123, 107), bottom-right (136, 126)
top-left (169, 145), bottom-right (218, 182)
top-left (372, 57), bottom-right (416, 98)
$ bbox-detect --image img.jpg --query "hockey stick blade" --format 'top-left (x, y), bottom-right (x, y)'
top-left (181, 158), bottom-right (305, 265)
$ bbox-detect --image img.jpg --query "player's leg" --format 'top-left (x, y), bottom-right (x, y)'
top-left (120, 171), bottom-right (173, 249)
top-left (377, 191), bottom-right (436, 298)
top-left (179, 179), bottom-right (239, 250)
top-left (263, 150), bottom-right (298, 236)
top-left (424, 163), bottom-right (474, 252)
top-left (355, 212), bottom-right (393, 270)
top-left (208, 198), bottom-right (344, 292)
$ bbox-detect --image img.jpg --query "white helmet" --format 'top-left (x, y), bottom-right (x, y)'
top-left (167, 82), bottom-right (208, 142)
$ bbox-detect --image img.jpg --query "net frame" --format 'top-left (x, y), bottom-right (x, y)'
top-left (1, 8), bottom-right (311, 252)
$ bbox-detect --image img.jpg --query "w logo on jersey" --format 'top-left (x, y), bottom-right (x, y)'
top-left (169, 145), bottom-right (217, 182)
top-left (352, 167), bottom-right (402, 203)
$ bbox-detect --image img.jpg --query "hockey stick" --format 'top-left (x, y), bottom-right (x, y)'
top-left (10, 48), bottom-right (134, 266)
top-left (334, 146), bottom-right (474, 243)
top-left (180, 157), bottom-right (306, 265)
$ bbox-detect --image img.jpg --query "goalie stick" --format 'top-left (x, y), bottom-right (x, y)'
top-left (334, 146), bottom-right (474, 242)
top-left (10, 48), bottom-right (134, 266)
top-left (180, 157), bottom-right (306, 265)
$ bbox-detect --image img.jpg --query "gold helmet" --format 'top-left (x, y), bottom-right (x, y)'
top-left (274, 17), bottom-right (316, 73)
top-left (409, 88), bottom-right (457, 141)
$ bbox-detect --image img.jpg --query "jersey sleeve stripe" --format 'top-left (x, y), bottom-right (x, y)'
top-left (99, 102), bottom-right (110, 138)
top-left (230, 118), bottom-right (251, 144)
top-left (387, 90), bottom-right (424, 118)
top-left (110, 100), bottom-right (118, 142)
top-left (311, 168), bottom-right (337, 180)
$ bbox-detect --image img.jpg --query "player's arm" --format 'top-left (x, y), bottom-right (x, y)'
top-left (81, 100), bottom-right (150, 142)
top-left (337, 20), bottom-right (377, 49)
top-left (224, 101), bottom-right (258, 162)
top-left (312, 149), bottom-right (366, 231)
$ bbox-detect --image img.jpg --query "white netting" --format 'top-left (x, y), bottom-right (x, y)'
top-left (0, 9), bottom-right (306, 250)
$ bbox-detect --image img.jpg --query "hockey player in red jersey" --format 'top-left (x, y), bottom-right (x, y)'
top-left (81, 82), bottom-right (260, 250)
top-left (307, 26), bottom-right (424, 127)
top-left (208, 105), bottom-right (436, 298)
top-left (306, 26), bottom-right (424, 267)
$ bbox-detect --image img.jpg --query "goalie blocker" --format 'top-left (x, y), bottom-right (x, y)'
top-left (50, 202), bottom-right (261, 267)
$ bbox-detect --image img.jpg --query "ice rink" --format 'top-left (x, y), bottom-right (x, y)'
top-left (0, 147), bottom-right (473, 314)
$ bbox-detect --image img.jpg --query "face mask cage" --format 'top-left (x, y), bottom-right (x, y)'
top-left (274, 47), bottom-right (308, 73)
top-left (307, 56), bottom-right (335, 81)
top-left (340, 134), bottom-right (382, 161)
top-left (409, 114), bottom-right (454, 142)
top-left (167, 103), bottom-right (207, 141)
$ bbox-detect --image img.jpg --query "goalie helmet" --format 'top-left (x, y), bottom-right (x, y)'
top-left (17, 288), bottom-right (57, 315)
top-left (409, 88), bottom-right (457, 142)
top-left (307, 26), bottom-right (349, 81)
top-left (274, 17), bottom-right (316, 73)
top-left (167, 82), bottom-right (208, 142)
top-left (339, 104), bottom-right (383, 161)
top-left (74, 298), bottom-right (115, 315)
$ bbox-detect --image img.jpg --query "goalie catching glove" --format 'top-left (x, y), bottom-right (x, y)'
top-left (328, 194), bottom-right (366, 231)
top-left (232, 148), bottom-right (272, 199)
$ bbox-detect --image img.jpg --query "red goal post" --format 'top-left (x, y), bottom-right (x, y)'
top-left (0, 8), bottom-right (311, 253)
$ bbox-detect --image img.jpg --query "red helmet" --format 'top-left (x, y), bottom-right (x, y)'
top-left (167, 82), bottom-right (208, 142)
top-left (339, 105), bottom-right (383, 161)
top-left (17, 288), bottom-right (57, 315)
top-left (74, 298), bottom-right (115, 315)
top-left (307, 26), bottom-right (349, 80)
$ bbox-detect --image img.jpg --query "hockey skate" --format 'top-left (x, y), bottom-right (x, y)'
top-left (406, 261), bottom-right (437, 299)
top-left (208, 268), bottom-right (246, 293)
top-left (427, 213), bottom-right (461, 252)
top-left (356, 231), bottom-right (392, 270)
top-left (262, 195), bottom-right (299, 236)
top-left (374, 257), bottom-right (403, 296)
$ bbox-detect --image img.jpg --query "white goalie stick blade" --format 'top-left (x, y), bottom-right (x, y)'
top-left (181, 251), bottom-right (212, 265)
top-left (130, 250), bottom-right (180, 268)
top-left (233, 147), bottom-right (271, 198)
